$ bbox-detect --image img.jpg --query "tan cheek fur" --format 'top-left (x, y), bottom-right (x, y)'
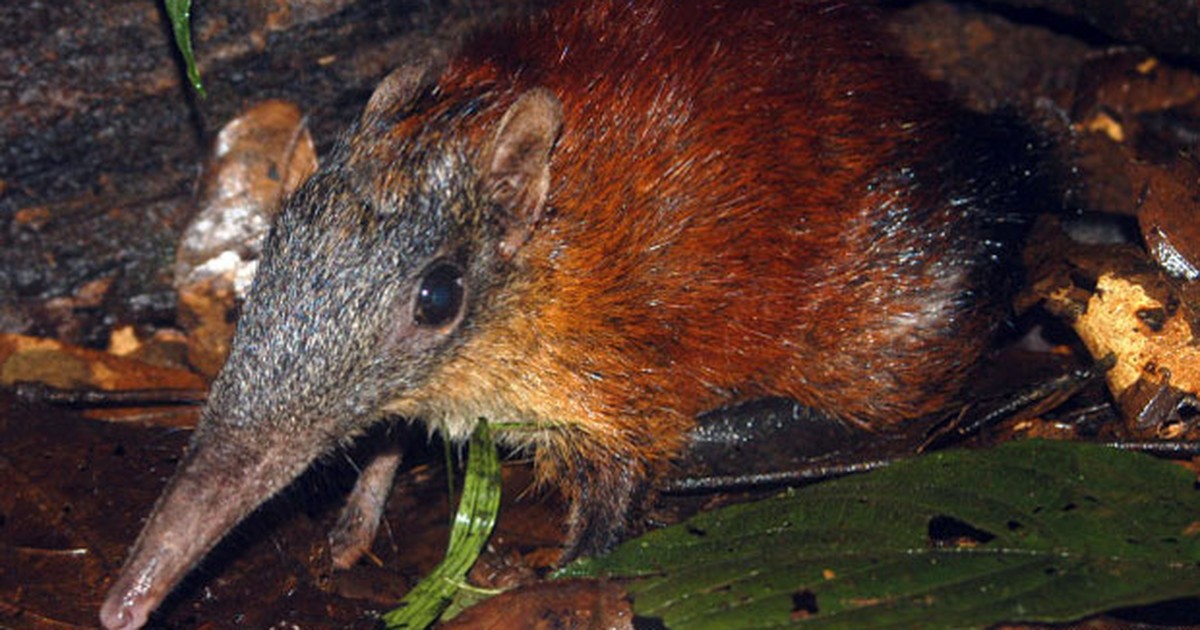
top-left (382, 291), bottom-right (677, 488)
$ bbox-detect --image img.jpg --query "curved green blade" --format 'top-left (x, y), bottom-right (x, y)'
top-left (382, 420), bottom-right (502, 629)
top-left (163, 0), bottom-right (206, 97)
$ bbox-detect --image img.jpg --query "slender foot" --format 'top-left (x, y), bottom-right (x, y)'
top-left (329, 446), bottom-right (404, 569)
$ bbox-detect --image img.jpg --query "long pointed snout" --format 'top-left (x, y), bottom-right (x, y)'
top-left (100, 424), bottom-right (320, 629)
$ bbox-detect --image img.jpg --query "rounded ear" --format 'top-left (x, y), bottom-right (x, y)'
top-left (362, 59), bottom-right (436, 122)
top-left (480, 88), bottom-right (564, 258)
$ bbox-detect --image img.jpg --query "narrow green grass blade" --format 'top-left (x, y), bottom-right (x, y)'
top-left (163, 0), bottom-right (206, 97)
top-left (564, 440), bottom-right (1200, 629)
top-left (382, 420), bottom-right (502, 629)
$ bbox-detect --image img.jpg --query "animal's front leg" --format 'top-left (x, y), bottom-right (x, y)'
top-left (329, 444), bottom-right (404, 569)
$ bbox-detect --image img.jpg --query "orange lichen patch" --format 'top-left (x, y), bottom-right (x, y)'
top-left (107, 325), bottom-right (141, 356)
top-left (1069, 273), bottom-right (1200, 399)
top-left (1081, 111), bottom-right (1125, 143)
top-left (14, 205), bottom-right (52, 228)
top-left (0, 333), bottom-right (206, 417)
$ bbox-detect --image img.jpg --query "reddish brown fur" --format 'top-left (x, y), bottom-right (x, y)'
top-left (387, 0), bottom-right (1014, 538)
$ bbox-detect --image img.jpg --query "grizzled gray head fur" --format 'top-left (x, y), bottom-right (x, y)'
top-left (99, 66), bottom-right (563, 630)
top-left (203, 68), bottom-right (565, 450)
top-left (205, 131), bottom-right (494, 444)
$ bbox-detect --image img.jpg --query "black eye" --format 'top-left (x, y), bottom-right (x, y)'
top-left (414, 263), bottom-right (465, 327)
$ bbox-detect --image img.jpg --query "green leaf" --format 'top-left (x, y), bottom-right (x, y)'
top-left (382, 420), bottom-right (502, 629)
top-left (562, 440), bottom-right (1200, 629)
top-left (163, 0), bottom-right (206, 97)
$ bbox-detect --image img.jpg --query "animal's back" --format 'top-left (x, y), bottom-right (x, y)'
top-left (418, 0), bottom-right (1029, 476)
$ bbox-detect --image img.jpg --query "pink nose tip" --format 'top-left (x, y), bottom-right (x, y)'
top-left (99, 588), bottom-right (151, 630)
